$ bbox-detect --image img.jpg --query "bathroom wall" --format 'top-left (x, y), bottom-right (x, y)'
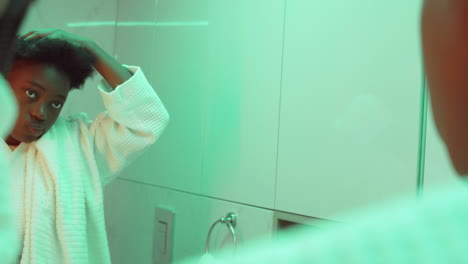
top-left (275, 0), bottom-right (423, 219)
top-left (113, 0), bottom-right (284, 210)
top-left (16, 0), bottom-right (463, 263)
top-left (108, 0), bottom-right (286, 262)
top-left (108, 0), bottom-right (428, 262)
top-left (105, 179), bottom-right (276, 263)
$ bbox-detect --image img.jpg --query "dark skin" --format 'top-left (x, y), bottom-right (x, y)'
top-left (6, 60), bottom-right (70, 145)
top-left (421, 0), bottom-right (468, 176)
top-left (4, 28), bottom-right (132, 147)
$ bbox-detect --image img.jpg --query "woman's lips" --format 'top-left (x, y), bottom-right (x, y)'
top-left (28, 127), bottom-right (44, 136)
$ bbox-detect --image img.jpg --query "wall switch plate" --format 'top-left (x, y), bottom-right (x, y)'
top-left (153, 207), bottom-right (175, 264)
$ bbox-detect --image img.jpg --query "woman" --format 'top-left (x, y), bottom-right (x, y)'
top-left (4, 28), bottom-right (169, 263)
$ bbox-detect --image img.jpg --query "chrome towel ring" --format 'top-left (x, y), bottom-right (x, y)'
top-left (205, 212), bottom-right (237, 254)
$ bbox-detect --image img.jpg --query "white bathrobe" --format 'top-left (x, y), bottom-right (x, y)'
top-left (3, 66), bottom-right (169, 264)
top-left (0, 76), bottom-right (19, 264)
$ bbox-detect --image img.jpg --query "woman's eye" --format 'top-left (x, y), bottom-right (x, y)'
top-left (25, 89), bottom-right (37, 99)
top-left (51, 102), bottom-right (62, 109)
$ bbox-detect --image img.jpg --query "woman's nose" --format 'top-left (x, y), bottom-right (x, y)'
top-left (31, 103), bottom-right (47, 121)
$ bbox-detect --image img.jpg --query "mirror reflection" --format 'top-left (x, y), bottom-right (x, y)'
top-left (1, 0), bottom-right (467, 263)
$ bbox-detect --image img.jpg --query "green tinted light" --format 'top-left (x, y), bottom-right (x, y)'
top-left (66, 21), bottom-right (209, 28)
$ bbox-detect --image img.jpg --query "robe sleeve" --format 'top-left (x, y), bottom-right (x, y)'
top-left (86, 65), bottom-right (169, 185)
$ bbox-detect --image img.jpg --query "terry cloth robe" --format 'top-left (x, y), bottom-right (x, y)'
top-left (3, 65), bottom-right (169, 264)
top-left (0, 76), bottom-right (19, 264)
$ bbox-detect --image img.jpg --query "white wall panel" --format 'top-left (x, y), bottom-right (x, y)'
top-left (198, 0), bottom-right (284, 208)
top-left (276, 0), bottom-right (423, 220)
top-left (114, 0), bottom-right (207, 191)
top-left (104, 179), bottom-right (275, 263)
top-left (114, 0), bottom-right (284, 209)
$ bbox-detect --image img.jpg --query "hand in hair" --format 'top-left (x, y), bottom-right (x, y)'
top-left (22, 28), bottom-right (132, 89)
top-left (22, 28), bottom-right (92, 50)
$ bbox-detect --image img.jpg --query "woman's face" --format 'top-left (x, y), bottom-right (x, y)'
top-left (6, 60), bottom-right (70, 145)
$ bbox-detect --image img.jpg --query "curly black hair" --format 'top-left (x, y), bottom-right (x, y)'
top-left (12, 37), bottom-right (96, 89)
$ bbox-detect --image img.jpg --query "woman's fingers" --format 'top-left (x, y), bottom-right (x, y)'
top-left (21, 30), bottom-right (44, 39)
top-left (20, 28), bottom-right (86, 48)
top-left (24, 33), bottom-right (42, 40)
top-left (20, 31), bottom-right (35, 38)
top-left (22, 28), bottom-right (59, 40)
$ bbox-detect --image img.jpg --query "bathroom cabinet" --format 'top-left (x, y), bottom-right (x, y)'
top-left (115, 0), bottom-right (428, 220)
top-left (197, 0), bottom-right (285, 208)
top-left (275, 0), bottom-right (424, 219)
top-left (114, 0), bottom-right (285, 209)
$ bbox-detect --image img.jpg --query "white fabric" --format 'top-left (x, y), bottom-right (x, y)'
top-left (3, 66), bottom-right (169, 264)
top-left (0, 76), bottom-right (19, 264)
top-left (180, 183), bottom-right (468, 264)
top-left (198, 253), bottom-right (219, 264)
